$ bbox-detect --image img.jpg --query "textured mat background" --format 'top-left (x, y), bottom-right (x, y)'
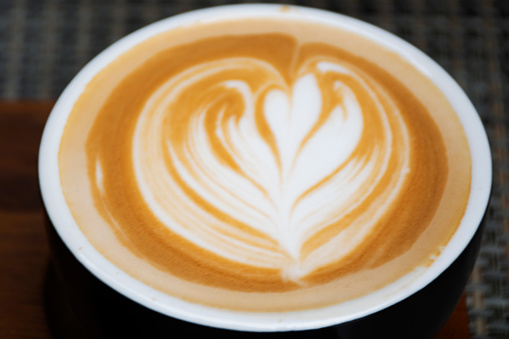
top-left (1, 0), bottom-right (507, 338)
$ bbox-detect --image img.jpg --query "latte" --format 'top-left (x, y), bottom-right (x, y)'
top-left (58, 15), bottom-right (471, 312)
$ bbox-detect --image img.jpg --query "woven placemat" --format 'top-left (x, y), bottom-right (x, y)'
top-left (1, 1), bottom-right (507, 338)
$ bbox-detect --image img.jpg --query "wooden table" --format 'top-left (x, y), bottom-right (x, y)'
top-left (0, 102), bottom-right (471, 338)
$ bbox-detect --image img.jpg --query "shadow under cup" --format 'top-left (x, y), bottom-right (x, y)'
top-left (38, 4), bottom-right (492, 339)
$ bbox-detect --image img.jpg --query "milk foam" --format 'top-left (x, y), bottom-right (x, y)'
top-left (129, 57), bottom-right (411, 281)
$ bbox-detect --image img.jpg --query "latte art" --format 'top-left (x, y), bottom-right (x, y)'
top-left (131, 56), bottom-right (409, 282)
top-left (59, 18), bottom-right (471, 310)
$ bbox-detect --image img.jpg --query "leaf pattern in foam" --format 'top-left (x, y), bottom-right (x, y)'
top-left (263, 73), bottom-right (364, 260)
top-left (132, 58), bottom-right (409, 280)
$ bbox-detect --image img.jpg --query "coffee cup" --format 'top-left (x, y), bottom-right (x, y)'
top-left (39, 4), bottom-right (492, 338)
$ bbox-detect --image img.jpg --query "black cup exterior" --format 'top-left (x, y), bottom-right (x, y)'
top-left (43, 201), bottom-right (488, 339)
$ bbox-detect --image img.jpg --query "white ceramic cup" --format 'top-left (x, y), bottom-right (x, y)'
top-left (39, 4), bottom-right (492, 336)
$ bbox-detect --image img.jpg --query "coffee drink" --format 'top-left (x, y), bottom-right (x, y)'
top-left (58, 14), bottom-right (471, 312)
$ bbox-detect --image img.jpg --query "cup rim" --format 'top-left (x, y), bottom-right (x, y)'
top-left (38, 3), bottom-right (492, 332)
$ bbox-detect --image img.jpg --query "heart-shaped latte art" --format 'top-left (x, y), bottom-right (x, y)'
top-left (130, 57), bottom-right (410, 282)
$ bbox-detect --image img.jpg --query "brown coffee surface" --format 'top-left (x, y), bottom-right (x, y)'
top-left (59, 17), bottom-right (471, 311)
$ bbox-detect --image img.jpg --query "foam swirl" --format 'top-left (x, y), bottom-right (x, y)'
top-left (129, 55), bottom-right (410, 282)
